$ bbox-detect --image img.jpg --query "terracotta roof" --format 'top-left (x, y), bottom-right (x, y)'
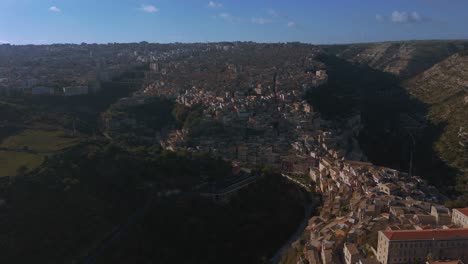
top-left (382, 228), bottom-right (468, 241)
top-left (428, 261), bottom-right (463, 264)
top-left (454, 208), bottom-right (468, 217)
top-left (344, 243), bottom-right (359, 255)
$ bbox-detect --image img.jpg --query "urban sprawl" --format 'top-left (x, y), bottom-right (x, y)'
top-left (1, 42), bottom-right (467, 264)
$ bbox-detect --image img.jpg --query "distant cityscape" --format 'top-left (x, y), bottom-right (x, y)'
top-left (0, 41), bottom-right (467, 264)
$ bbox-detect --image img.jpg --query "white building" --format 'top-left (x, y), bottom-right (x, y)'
top-left (344, 243), bottom-right (360, 264)
top-left (316, 70), bottom-right (328, 78)
top-left (376, 229), bottom-right (468, 264)
top-left (452, 208), bottom-right (468, 228)
top-left (63, 86), bottom-right (88, 96)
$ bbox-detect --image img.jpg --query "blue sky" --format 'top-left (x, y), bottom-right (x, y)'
top-left (1, 0), bottom-right (467, 44)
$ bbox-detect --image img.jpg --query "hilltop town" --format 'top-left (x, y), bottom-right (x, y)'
top-left (0, 42), bottom-right (211, 96)
top-left (98, 42), bottom-right (468, 264)
top-left (0, 42), bottom-right (467, 264)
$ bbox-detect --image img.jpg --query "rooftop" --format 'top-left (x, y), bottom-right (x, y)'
top-left (454, 208), bottom-right (468, 217)
top-left (428, 260), bottom-right (464, 264)
top-left (344, 243), bottom-right (359, 255)
top-left (382, 228), bottom-right (468, 241)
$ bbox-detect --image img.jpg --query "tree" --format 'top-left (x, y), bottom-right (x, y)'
top-left (16, 165), bottom-right (28, 176)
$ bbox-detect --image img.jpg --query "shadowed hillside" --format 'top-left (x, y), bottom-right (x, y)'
top-left (319, 41), bottom-right (468, 205)
top-left (96, 174), bottom-right (310, 264)
top-left (403, 52), bottom-right (468, 205)
top-left (305, 53), bottom-right (459, 195)
top-left (322, 40), bottom-right (468, 79)
top-left (0, 141), bottom-right (308, 264)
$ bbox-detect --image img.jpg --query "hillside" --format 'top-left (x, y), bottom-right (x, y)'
top-left (0, 140), bottom-right (308, 263)
top-left (322, 40), bottom-right (468, 78)
top-left (0, 142), bottom-right (217, 263)
top-left (403, 52), bottom-right (468, 203)
top-left (320, 41), bottom-right (468, 204)
top-left (97, 174), bottom-right (310, 264)
top-left (403, 52), bottom-right (468, 106)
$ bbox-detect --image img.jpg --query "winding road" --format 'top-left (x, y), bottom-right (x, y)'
top-left (270, 186), bottom-right (316, 264)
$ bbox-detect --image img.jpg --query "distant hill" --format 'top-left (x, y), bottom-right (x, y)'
top-left (403, 52), bottom-right (468, 197)
top-left (322, 40), bottom-right (468, 78)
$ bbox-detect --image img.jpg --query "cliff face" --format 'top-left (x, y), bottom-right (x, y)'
top-left (323, 40), bottom-right (468, 79)
top-left (322, 41), bottom-right (468, 204)
top-left (403, 52), bottom-right (468, 175)
top-left (404, 52), bottom-right (468, 104)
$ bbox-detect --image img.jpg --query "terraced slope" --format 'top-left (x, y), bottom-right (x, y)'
top-left (322, 41), bottom-right (468, 204)
top-left (403, 52), bottom-right (468, 192)
top-left (323, 40), bottom-right (468, 78)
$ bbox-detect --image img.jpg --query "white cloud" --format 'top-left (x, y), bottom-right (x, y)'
top-left (391, 11), bottom-right (424, 23)
top-left (140, 4), bottom-right (159, 13)
top-left (219, 13), bottom-right (231, 20)
top-left (251, 17), bottom-right (272, 25)
top-left (49, 6), bottom-right (61, 12)
top-left (219, 13), bottom-right (229, 18)
top-left (376, 14), bottom-right (384, 22)
top-left (208, 1), bottom-right (222, 8)
top-left (0, 40), bottom-right (9, 44)
top-left (218, 13), bottom-right (241, 23)
top-left (410, 12), bottom-right (422, 22)
top-left (287, 21), bottom-right (296, 28)
top-left (267, 8), bottom-right (278, 17)
top-left (391, 11), bottom-right (408, 23)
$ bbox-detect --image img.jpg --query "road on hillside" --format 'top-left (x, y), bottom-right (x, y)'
top-left (270, 188), bottom-right (315, 264)
top-left (80, 188), bottom-right (155, 264)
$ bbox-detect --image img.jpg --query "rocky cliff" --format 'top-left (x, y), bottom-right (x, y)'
top-left (322, 41), bottom-right (468, 204)
top-left (403, 52), bottom-right (468, 192)
top-left (322, 40), bottom-right (468, 78)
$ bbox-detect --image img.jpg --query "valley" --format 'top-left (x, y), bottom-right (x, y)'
top-left (0, 41), bottom-right (466, 264)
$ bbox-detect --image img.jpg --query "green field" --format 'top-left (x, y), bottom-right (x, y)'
top-left (0, 129), bottom-right (79, 177)
top-left (1, 129), bottom-right (78, 152)
top-left (0, 151), bottom-right (44, 177)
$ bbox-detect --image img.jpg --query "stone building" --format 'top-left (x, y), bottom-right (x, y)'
top-left (376, 229), bottom-right (468, 264)
top-left (63, 85), bottom-right (89, 96)
top-left (344, 243), bottom-right (360, 264)
top-left (431, 205), bottom-right (452, 226)
top-left (452, 208), bottom-right (468, 228)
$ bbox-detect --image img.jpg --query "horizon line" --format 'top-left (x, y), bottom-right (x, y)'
top-left (2, 37), bottom-right (468, 47)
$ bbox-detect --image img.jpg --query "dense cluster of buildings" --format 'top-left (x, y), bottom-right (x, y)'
top-left (141, 44), bottom-right (467, 264)
top-left (0, 42), bottom-right (213, 96)
top-left (143, 44), bottom-right (333, 168)
top-left (76, 42), bottom-right (468, 264)
top-left (0, 44), bottom-right (124, 95)
top-left (304, 152), bottom-right (468, 264)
